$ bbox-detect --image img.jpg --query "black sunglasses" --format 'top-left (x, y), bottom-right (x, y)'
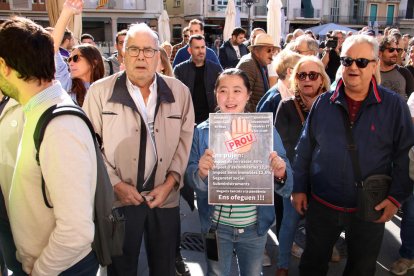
top-left (296, 71), bottom-right (320, 81)
top-left (67, 54), bottom-right (82, 63)
top-left (384, 47), bottom-right (403, 54)
top-left (340, 57), bottom-right (377, 68)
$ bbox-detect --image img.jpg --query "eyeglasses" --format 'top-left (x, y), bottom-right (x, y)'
top-left (262, 47), bottom-right (276, 54)
top-left (183, 35), bottom-right (189, 38)
top-left (67, 54), bottom-right (82, 63)
top-left (340, 57), bottom-right (377, 68)
top-left (384, 47), bottom-right (403, 54)
top-left (125, 47), bottom-right (159, 58)
top-left (296, 71), bottom-right (320, 81)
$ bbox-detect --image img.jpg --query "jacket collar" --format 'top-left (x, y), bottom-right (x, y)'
top-left (109, 71), bottom-right (175, 111)
top-left (330, 77), bottom-right (382, 105)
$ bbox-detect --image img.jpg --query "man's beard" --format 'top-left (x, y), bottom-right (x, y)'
top-left (383, 57), bottom-right (397, 66)
top-left (0, 74), bottom-right (19, 102)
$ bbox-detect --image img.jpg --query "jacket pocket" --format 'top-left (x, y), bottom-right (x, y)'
top-left (102, 111), bottom-right (118, 115)
top-left (167, 115), bottom-right (182, 120)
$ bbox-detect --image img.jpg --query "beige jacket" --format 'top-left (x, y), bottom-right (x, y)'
top-left (83, 72), bottom-right (195, 208)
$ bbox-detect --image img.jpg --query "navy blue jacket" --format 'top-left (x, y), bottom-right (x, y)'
top-left (218, 40), bottom-right (249, 69)
top-left (174, 58), bottom-right (222, 115)
top-left (172, 45), bottom-right (220, 68)
top-left (256, 86), bottom-right (282, 121)
top-left (293, 78), bottom-right (414, 210)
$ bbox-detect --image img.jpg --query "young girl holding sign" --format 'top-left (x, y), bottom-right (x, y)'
top-left (185, 68), bottom-right (293, 275)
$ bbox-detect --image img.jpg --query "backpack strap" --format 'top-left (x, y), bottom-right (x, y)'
top-left (107, 59), bottom-right (113, 75)
top-left (34, 104), bottom-right (97, 208)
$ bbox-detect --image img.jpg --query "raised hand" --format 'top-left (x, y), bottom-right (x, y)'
top-left (63, 0), bottom-right (83, 15)
top-left (224, 117), bottom-right (253, 154)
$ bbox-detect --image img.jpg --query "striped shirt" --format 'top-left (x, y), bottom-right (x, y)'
top-left (212, 205), bottom-right (257, 228)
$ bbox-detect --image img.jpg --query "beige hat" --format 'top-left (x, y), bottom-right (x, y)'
top-left (248, 33), bottom-right (279, 51)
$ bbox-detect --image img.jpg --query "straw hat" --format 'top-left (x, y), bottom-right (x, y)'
top-left (248, 33), bottom-right (279, 51)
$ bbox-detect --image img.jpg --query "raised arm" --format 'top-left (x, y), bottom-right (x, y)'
top-left (51, 0), bottom-right (83, 53)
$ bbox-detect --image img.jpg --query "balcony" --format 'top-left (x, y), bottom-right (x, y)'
top-left (321, 15), bottom-right (403, 26)
top-left (206, 4), bottom-right (251, 19)
top-left (293, 8), bottom-right (321, 19)
top-left (83, 0), bottom-right (145, 10)
top-left (207, 4), bottom-right (248, 14)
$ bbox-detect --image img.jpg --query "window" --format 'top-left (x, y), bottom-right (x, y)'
top-left (330, 0), bottom-right (339, 23)
top-left (163, 0), bottom-right (166, 10)
top-left (174, 0), bottom-right (180, 7)
top-left (386, 5), bottom-right (395, 25)
top-left (32, 0), bottom-right (44, 3)
top-left (369, 4), bottom-right (377, 23)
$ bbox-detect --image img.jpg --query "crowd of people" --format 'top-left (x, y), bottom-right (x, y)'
top-left (0, 0), bottom-right (414, 275)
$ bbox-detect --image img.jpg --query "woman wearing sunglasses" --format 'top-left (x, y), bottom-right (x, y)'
top-left (274, 55), bottom-right (331, 276)
top-left (51, 0), bottom-right (104, 106)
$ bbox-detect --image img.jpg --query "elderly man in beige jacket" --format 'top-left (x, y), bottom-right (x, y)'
top-left (83, 23), bottom-right (195, 276)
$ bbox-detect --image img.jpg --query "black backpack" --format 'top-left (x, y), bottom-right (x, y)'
top-left (33, 104), bottom-right (125, 266)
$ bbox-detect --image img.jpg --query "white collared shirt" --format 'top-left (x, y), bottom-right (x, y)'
top-left (126, 76), bottom-right (158, 180)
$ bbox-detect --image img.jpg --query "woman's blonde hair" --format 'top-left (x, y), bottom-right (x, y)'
top-left (158, 47), bottom-right (173, 77)
top-left (273, 49), bottom-right (302, 80)
top-left (290, 55), bottom-right (331, 94)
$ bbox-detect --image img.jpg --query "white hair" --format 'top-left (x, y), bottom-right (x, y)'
top-left (341, 34), bottom-right (379, 60)
top-left (123, 23), bottom-right (159, 52)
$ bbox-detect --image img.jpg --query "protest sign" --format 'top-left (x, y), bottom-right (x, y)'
top-left (208, 113), bottom-right (274, 205)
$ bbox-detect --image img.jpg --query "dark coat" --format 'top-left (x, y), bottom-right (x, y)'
top-left (174, 58), bottom-right (223, 114)
top-left (218, 39), bottom-right (249, 69)
top-left (293, 78), bottom-right (414, 209)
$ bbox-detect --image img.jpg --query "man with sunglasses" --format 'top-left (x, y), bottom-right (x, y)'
top-left (236, 33), bottom-right (279, 112)
top-left (379, 36), bottom-right (414, 100)
top-left (292, 34), bottom-right (414, 276)
top-left (172, 20), bottom-right (220, 68)
top-left (83, 23), bottom-right (195, 276)
top-left (171, 27), bottom-right (189, 63)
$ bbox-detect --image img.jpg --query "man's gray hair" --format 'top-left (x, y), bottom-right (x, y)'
top-left (341, 34), bottom-right (379, 60)
top-left (294, 35), bottom-right (319, 54)
top-left (123, 23), bottom-right (160, 52)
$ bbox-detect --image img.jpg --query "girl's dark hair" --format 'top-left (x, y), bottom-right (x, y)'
top-left (214, 68), bottom-right (251, 93)
top-left (71, 44), bottom-right (104, 106)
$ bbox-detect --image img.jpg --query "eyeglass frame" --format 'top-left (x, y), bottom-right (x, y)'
top-left (125, 46), bottom-right (159, 58)
top-left (382, 47), bottom-right (403, 54)
top-left (67, 54), bottom-right (83, 63)
top-left (296, 71), bottom-right (321, 81)
top-left (340, 57), bottom-right (377, 68)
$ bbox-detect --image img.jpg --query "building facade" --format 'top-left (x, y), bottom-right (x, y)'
top-left (0, 0), bottom-right (412, 49)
